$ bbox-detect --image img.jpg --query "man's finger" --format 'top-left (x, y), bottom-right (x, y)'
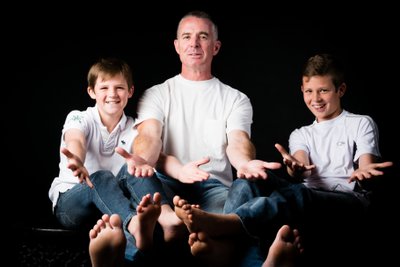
top-left (115, 147), bottom-right (130, 159)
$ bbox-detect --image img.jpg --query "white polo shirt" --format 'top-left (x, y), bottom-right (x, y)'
top-left (48, 105), bottom-right (137, 210)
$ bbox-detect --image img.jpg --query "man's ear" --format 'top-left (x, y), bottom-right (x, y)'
top-left (213, 40), bottom-right (221, 55)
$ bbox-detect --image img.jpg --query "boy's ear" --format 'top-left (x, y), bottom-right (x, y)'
top-left (338, 83), bottom-right (347, 97)
top-left (128, 86), bottom-right (134, 98)
top-left (87, 87), bottom-right (96, 99)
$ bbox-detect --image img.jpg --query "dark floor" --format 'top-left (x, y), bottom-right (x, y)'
top-left (13, 223), bottom-right (200, 267)
top-left (14, 226), bottom-right (90, 267)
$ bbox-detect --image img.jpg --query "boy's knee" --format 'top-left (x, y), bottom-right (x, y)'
top-left (90, 170), bottom-right (115, 185)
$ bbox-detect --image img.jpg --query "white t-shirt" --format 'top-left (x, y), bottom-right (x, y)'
top-left (135, 74), bottom-right (253, 186)
top-left (289, 110), bottom-right (381, 192)
top-left (48, 105), bottom-right (137, 209)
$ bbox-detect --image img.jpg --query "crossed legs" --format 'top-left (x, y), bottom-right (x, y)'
top-left (89, 194), bottom-right (303, 267)
top-left (174, 195), bottom-right (303, 267)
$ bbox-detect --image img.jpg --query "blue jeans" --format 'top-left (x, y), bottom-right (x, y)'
top-left (156, 172), bottom-right (229, 213)
top-left (225, 171), bottom-right (370, 267)
top-left (55, 164), bottom-right (169, 262)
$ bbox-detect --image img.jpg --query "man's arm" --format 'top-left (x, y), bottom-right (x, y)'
top-left (134, 119), bottom-right (163, 167)
top-left (157, 153), bottom-right (210, 183)
top-left (226, 130), bottom-right (256, 169)
top-left (227, 130), bottom-right (281, 179)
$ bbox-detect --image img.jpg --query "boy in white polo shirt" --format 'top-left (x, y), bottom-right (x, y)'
top-left (48, 57), bottom-right (186, 264)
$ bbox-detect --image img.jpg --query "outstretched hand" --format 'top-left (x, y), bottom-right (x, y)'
top-left (275, 143), bottom-right (315, 174)
top-left (237, 159), bottom-right (282, 180)
top-left (176, 157), bottom-right (211, 183)
top-left (115, 147), bottom-right (155, 177)
top-left (61, 147), bottom-right (93, 188)
top-left (349, 161), bottom-right (393, 182)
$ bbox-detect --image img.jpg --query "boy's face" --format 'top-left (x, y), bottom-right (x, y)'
top-left (301, 75), bottom-right (345, 122)
top-left (88, 73), bottom-right (133, 118)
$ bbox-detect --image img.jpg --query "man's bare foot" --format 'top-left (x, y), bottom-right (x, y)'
top-left (262, 225), bottom-right (303, 267)
top-left (173, 195), bottom-right (241, 236)
top-left (89, 214), bottom-right (126, 267)
top-left (189, 231), bottom-right (236, 267)
top-left (128, 193), bottom-right (161, 251)
top-left (189, 232), bottom-right (211, 256)
top-left (157, 204), bottom-right (188, 242)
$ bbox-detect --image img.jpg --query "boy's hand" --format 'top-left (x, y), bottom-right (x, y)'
top-left (275, 143), bottom-right (315, 174)
top-left (349, 161), bottom-right (393, 182)
top-left (61, 147), bottom-right (93, 188)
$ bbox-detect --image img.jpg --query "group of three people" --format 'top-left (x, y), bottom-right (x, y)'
top-left (48, 10), bottom-right (393, 267)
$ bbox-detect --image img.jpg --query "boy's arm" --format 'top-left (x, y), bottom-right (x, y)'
top-left (275, 143), bottom-right (315, 181)
top-left (64, 129), bottom-right (86, 161)
top-left (62, 128), bottom-right (93, 188)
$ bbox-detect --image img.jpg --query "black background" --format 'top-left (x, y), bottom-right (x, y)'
top-left (6, 0), bottom-right (399, 240)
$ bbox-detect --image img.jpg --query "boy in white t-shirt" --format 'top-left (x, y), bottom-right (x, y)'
top-left (275, 53), bottom-right (393, 192)
top-left (173, 53), bottom-right (394, 266)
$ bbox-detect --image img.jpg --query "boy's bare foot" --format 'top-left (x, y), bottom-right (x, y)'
top-left (262, 225), bottom-right (303, 267)
top-left (173, 195), bottom-right (199, 232)
top-left (89, 214), bottom-right (126, 267)
top-left (128, 193), bottom-right (161, 251)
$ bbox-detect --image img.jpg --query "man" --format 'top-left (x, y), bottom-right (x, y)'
top-left (133, 10), bottom-right (281, 215)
